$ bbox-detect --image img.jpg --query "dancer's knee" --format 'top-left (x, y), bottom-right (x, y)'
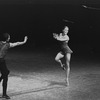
top-left (55, 57), bottom-right (59, 62)
top-left (55, 52), bottom-right (64, 61)
top-left (66, 53), bottom-right (71, 61)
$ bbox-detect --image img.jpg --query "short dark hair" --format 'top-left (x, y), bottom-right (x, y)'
top-left (0, 33), bottom-right (10, 41)
top-left (3, 33), bottom-right (9, 41)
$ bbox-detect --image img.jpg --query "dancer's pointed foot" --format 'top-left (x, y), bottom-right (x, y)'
top-left (61, 64), bottom-right (66, 70)
top-left (65, 79), bottom-right (69, 86)
top-left (2, 95), bottom-right (10, 99)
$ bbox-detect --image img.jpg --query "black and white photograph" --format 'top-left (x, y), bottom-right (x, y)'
top-left (0, 0), bottom-right (100, 100)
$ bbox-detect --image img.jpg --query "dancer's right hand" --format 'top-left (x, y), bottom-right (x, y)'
top-left (24, 36), bottom-right (28, 43)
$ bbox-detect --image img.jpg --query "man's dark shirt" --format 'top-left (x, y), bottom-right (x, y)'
top-left (0, 41), bottom-right (10, 59)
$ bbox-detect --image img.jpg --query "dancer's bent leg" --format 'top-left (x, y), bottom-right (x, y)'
top-left (55, 52), bottom-right (64, 69)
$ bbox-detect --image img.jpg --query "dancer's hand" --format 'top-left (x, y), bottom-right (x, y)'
top-left (24, 36), bottom-right (28, 43)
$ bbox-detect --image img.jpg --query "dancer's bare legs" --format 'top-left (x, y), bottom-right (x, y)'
top-left (55, 52), bottom-right (65, 69)
top-left (65, 53), bottom-right (71, 86)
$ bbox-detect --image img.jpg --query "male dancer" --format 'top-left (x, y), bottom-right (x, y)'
top-left (53, 26), bottom-right (73, 86)
top-left (0, 33), bottom-right (28, 99)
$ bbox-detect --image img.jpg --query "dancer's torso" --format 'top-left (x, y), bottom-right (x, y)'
top-left (61, 41), bottom-right (73, 54)
top-left (0, 41), bottom-right (10, 58)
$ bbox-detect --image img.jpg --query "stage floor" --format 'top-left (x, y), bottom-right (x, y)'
top-left (0, 50), bottom-right (100, 100)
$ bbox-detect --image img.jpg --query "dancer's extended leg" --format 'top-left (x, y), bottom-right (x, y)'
top-left (65, 53), bottom-right (71, 86)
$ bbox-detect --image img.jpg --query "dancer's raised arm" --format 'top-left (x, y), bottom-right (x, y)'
top-left (10, 36), bottom-right (28, 48)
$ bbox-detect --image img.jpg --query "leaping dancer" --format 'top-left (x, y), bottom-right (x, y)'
top-left (53, 26), bottom-right (73, 86)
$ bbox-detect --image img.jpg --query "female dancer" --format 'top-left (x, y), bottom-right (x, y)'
top-left (53, 26), bottom-right (73, 86)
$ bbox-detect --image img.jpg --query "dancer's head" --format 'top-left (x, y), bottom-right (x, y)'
top-left (3, 33), bottom-right (10, 42)
top-left (63, 26), bottom-right (69, 35)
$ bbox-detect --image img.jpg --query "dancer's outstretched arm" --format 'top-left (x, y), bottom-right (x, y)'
top-left (9, 36), bottom-right (28, 48)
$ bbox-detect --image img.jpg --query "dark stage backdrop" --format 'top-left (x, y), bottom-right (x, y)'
top-left (0, 1), bottom-right (100, 57)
